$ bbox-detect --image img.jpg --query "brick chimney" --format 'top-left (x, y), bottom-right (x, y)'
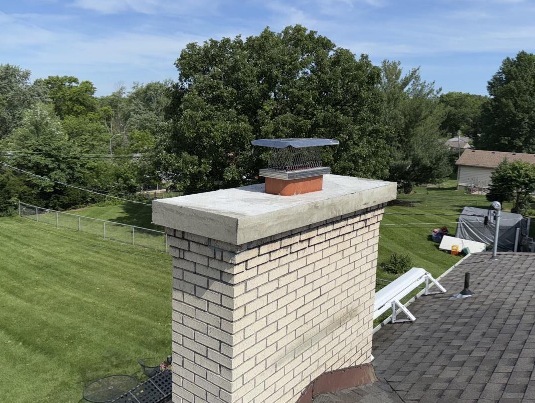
top-left (153, 170), bottom-right (396, 402)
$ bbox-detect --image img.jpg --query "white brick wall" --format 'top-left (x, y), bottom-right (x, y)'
top-left (168, 205), bottom-right (386, 403)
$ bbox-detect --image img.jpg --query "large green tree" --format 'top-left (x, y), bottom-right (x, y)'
top-left (35, 75), bottom-right (98, 119)
top-left (99, 86), bottom-right (129, 139)
top-left (0, 69), bottom-right (170, 211)
top-left (0, 64), bottom-right (44, 139)
top-left (0, 160), bottom-right (31, 214)
top-left (487, 160), bottom-right (535, 214)
top-left (61, 114), bottom-right (109, 154)
top-left (161, 25), bottom-right (388, 193)
top-left (99, 82), bottom-right (172, 189)
top-left (439, 92), bottom-right (487, 138)
top-left (380, 60), bottom-right (451, 193)
top-left (478, 51), bottom-right (535, 152)
top-left (2, 103), bottom-right (88, 209)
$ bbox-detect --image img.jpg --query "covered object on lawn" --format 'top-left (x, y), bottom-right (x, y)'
top-left (455, 206), bottom-right (529, 252)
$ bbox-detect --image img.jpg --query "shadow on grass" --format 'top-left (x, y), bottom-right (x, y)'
top-left (425, 186), bottom-right (458, 192)
top-left (114, 202), bottom-right (162, 230)
top-left (453, 204), bottom-right (489, 211)
top-left (388, 199), bottom-right (422, 207)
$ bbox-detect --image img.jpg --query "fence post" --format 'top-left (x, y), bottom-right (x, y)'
top-left (18, 201), bottom-right (165, 252)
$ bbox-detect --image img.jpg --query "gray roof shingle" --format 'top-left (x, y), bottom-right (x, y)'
top-left (371, 252), bottom-right (535, 402)
top-left (456, 150), bottom-right (535, 168)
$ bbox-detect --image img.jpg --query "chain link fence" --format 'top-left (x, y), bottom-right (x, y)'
top-left (19, 202), bottom-right (167, 252)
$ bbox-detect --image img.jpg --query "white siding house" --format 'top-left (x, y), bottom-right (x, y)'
top-left (456, 150), bottom-right (535, 191)
top-left (458, 165), bottom-right (495, 189)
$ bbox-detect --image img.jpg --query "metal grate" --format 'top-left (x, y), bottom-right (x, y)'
top-left (251, 138), bottom-right (339, 172)
top-left (267, 147), bottom-right (323, 171)
top-left (111, 369), bottom-right (172, 403)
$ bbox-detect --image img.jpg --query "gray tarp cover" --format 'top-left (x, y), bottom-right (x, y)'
top-left (455, 207), bottom-right (527, 252)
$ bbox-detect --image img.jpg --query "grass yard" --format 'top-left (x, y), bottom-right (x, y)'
top-left (74, 201), bottom-right (159, 230)
top-left (377, 181), bottom-right (500, 282)
top-left (73, 182), bottom-right (495, 284)
top-left (1, 181), bottom-right (501, 401)
top-left (0, 217), bottom-right (171, 402)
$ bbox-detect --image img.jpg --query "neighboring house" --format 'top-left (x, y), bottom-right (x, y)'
top-left (456, 149), bottom-right (535, 191)
top-left (445, 136), bottom-right (472, 153)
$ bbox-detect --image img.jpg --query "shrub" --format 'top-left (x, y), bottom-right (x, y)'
top-left (379, 253), bottom-right (413, 275)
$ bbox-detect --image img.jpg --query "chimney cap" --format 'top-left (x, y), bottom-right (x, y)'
top-left (251, 138), bottom-right (339, 149)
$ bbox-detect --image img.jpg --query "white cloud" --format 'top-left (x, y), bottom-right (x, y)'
top-left (70, 0), bottom-right (222, 16)
top-left (264, 1), bottom-right (319, 27)
top-left (326, 0), bottom-right (535, 59)
top-left (316, 0), bottom-right (386, 8)
top-left (260, 0), bottom-right (340, 33)
top-left (26, 31), bottom-right (194, 93)
top-left (0, 8), bottom-right (205, 91)
top-left (2, 0), bottom-right (534, 96)
top-left (51, 32), bottom-right (196, 65)
top-left (493, 0), bottom-right (526, 3)
top-left (71, 0), bottom-right (160, 14)
top-left (0, 12), bottom-right (61, 48)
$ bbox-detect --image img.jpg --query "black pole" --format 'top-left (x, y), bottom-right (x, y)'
top-left (460, 272), bottom-right (473, 296)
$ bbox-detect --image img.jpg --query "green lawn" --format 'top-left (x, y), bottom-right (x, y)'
top-left (73, 183), bottom-right (493, 283)
top-left (73, 201), bottom-right (159, 230)
top-left (0, 217), bottom-right (171, 402)
top-left (377, 181), bottom-right (499, 282)
top-left (1, 182), bottom-right (501, 401)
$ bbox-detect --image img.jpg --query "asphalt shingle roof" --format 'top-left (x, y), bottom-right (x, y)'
top-left (314, 252), bottom-right (535, 402)
top-left (372, 252), bottom-right (535, 402)
top-left (456, 150), bottom-right (535, 168)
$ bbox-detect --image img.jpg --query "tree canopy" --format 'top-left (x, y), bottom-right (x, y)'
top-left (35, 75), bottom-right (98, 119)
top-left (478, 51), bottom-right (535, 152)
top-left (380, 60), bottom-right (451, 193)
top-left (5, 25), bottom-right (519, 214)
top-left (2, 103), bottom-right (85, 208)
top-left (0, 64), bottom-right (44, 139)
top-left (439, 92), bottom-right (486, 138)
top-left (160, 25), bottom-right (395, 193)
top-left (487, 160), bottom-right (535, 214)
top-left (0, 76), bottom-right (170, 213)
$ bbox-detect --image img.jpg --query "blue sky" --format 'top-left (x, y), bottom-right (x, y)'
top-left (1, 0), bottom-right (533, 96)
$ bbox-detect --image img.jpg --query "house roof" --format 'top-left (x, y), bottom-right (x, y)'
top-left (456, 149), bottom-right (535, 168)
top-left (369, 252), bottom-right (535, 401)
top-left (445, 137), bottom-right (471, 149)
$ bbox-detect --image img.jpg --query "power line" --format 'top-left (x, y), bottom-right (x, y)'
top-left (1, 162), bottom-right (150, 206)
top-left (0, 150), bottom-right (141, 159)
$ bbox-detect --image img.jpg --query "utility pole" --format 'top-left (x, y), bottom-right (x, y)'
top-left (457, 129), bottom-right (461, 160)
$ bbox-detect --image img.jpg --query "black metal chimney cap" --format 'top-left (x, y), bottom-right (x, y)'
top-left (251, 138), bottom-right (339, 149)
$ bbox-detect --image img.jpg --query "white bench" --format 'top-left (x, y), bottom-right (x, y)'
top-left (374, 267), bottom-right (446, 323)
